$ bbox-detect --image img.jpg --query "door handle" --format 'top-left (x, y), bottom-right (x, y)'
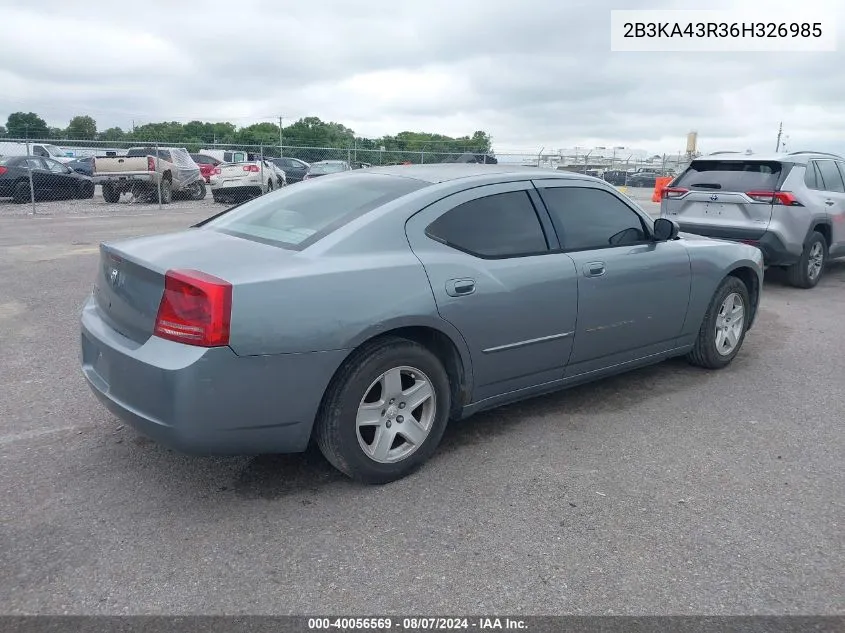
top-left (583, 261), bottom-right (606, 277)
top-left (825, 199), bottom-right (835, 206)
top-left (445, 278), bottom-right (476, 297)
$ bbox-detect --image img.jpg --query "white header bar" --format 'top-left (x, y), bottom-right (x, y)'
top-left (610, 10), bottom-right (837, 52)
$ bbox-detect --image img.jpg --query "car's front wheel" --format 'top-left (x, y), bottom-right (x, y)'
top-left (687, 276), bottom-right (750, 369)
top-left (315, 336), bottom-right (451, 484)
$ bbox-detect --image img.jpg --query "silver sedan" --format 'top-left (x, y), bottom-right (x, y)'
top-left (80, 164), bottom-right (764, 483)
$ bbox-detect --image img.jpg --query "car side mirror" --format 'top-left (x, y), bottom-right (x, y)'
top-left (653, 217), bottom-right (680, 241)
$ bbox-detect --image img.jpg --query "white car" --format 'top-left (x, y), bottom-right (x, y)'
top-left (209, 159), bottom-right (285, 203)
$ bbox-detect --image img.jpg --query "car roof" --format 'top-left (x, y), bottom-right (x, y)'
top-left (359, 163), bottom-right (597, 184)
top-left (695, 151), bottom-right (844, 165)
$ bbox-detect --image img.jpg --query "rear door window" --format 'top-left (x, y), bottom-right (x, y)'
top-left (817, 160), bottom-right (845, 193)
top-left (674, 160), bottom-right (782, 192)
top-left (425, 191), bottom-right (549, 257)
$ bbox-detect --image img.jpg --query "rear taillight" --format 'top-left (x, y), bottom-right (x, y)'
top-left (212, 167), bottom-right (221, 175)
top-left (746, 190), bottom-right (801, 206)
top-left (243, 164), bottom-right (260, 172)
top-left (0, 167), bottom-right (7, 175)
top-left (663, 187), bottom-right (688, 199)
top-left (147, 156), bottom-right (155, 171)
top-left (154, 269), bottom-right (232, 347)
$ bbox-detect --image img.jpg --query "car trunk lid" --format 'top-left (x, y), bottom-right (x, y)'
top-left (93, 228), bottom-right (295, 344)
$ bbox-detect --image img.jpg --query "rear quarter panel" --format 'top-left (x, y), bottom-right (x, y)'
top-left (681, 235), bottom-right (764, 335)
top-left (227, 249), bottom-right (443, 356)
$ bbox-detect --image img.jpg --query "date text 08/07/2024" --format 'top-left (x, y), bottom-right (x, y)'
top-left (307, 617), bottom-right (528, 630)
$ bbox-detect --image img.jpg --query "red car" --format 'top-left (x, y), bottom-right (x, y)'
top-left (190, 153), bottom-right (222, 183)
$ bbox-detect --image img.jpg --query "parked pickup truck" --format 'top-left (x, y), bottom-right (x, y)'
top-left (93, 147), bottom-right (205, 203)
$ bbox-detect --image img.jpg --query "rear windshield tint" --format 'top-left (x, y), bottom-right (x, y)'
top-left (674, 160), bottom-right (782, 191)
top-left (310, 163), bottom-right (346, 174)
top-left (202, 172), bottom-right (426, 249)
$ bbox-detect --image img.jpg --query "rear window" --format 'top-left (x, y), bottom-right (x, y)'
top-left (202, 172), bottom-right (426, 249)
top-left (310, 162), bottom-right (346, 174)
top-left (127, 148), bottom-right (172, 161)
top-left (674, 160), bottom-right (782, 192)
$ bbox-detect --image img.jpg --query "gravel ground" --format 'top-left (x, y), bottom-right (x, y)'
top-left (0, 187), bottom-right (842, 616)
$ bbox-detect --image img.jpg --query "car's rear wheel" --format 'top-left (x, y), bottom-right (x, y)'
top-left (687, 276), bottom-right (750, 369)
top-left (315, 336), bottom-right (451, 484)
top-left (267, 179), bottom-right (274, 193)
top-left (188, 180), bottom-right (206, 200)
top-left (12, 181), bottom-right (31, 203)
top-left (102, 183), bottom-right (120, 203)
top-left (786, 231), bottom-right (827, 289)
top-left (158, 178), bottom-right (172, 204)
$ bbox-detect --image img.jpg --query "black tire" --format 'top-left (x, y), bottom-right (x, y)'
top-left (12, 181), bottom-right (31, 204)
top-left (102, 183), bottom-right (120, 203)
top-left (158, 178), bottom-right (172, 204)
top-left (189, 180), bottom-right (206, 201)
top-left (314, 336), bottom-right (451, 484)
top-left (687, 275), bottom-right (751, 370)
top-left (78, 180), bottom-right (95, 199)
top-left (267, 179), bottom-right (274, 193)
top-left (785, 231), bottom-right (827, 289)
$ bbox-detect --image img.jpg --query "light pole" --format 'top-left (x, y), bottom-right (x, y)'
top-left (278, 116), bottom-right (284, 157)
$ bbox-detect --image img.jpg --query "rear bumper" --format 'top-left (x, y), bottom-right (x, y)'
top-left (210, 185), bottom-right (262, 198)
top-left (99, 174), bottom-right (157, 189)
top-left (674, 223), bottom-right (800, 266)
top-left (79, 297), bottom-right (348, 455)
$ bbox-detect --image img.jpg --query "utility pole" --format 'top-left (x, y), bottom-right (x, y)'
top-left (775, 121), bottom-right (783, 152)
top-left (278, 116), bottom-right (284, 157)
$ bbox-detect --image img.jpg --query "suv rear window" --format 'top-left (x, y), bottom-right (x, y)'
top-left (674, 160), bottom-right (782, 192)
top-left (202, 172), bottom-right (426, 249)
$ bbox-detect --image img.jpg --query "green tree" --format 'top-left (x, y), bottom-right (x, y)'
top-left (6, 112), bottom-right (49, 138)
top-left (66, 115), bottom-right (97, 140)
top-left (100, 127), bottom-right (126, 142)
top-left (0, 125), bottom-right (6, 137)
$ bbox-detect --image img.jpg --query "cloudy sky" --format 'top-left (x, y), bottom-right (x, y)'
top-left (1, 0), bottom-right (843, 156)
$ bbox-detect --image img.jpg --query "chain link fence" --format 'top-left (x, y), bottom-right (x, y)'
top-left (0, 137), bottom-right (690, 214)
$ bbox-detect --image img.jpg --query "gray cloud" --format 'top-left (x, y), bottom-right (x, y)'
top-left (1, 0), bottom-right (843, 154)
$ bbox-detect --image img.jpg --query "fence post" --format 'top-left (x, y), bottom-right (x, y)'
top-left (156, 143), bottom-right (162, 210)
top-left (25, 141), bottom-right (36, 215)
top-left (260, 145), bottom-right (265, 192)
top-left (28, 164), bottom-right (36, 216)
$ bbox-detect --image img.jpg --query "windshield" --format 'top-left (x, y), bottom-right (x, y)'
top-left (44, 145), bottom-right (66, 158)
top-left (203, 172), bottom-right (426, 249)
top-left (309, 162), bottom-right (346, 174)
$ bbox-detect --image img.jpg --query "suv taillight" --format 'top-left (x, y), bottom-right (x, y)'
top-left (663, 187), bottom-right (688, 199)
top-left (746, 190), bottom-right (802, 206)
top-left (147, 156), bottom-right (156, 171)
top-left (243, 164), bottom-right (260, 172)
top-left (0, 167), bottom-right (7, 176)
top-left (154, 269), bottom-right (232, 347)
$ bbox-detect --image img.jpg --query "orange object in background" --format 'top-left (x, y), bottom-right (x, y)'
top-left (652, 176), bottom-right (673, 202)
